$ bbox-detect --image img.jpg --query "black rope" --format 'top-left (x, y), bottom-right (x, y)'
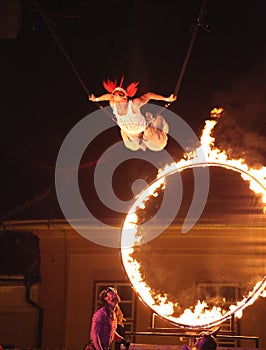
top-left (165, 0), bottom-right (209, 109)
top-left (32, 0), bottom-right (115, 120)
top-left (33, 0), bottom-right (90, 96)
top-left (33, 0), bottom-right (208, 121)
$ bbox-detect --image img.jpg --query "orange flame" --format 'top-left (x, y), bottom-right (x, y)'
top-left (121, 107), bottom-right (266, 328)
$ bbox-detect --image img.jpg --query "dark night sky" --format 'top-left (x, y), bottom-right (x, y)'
top-left (1, 0), bottom-right (266, 221)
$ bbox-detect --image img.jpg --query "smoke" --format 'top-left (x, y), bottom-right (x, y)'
top-left (213, 116), bottom-right (266, 167)
top-left (211, 59), bottom-right (266, 167)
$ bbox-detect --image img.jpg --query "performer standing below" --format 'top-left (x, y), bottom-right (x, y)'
top-left (89, 77), bottom-right (176, 151)
top-left (88, 287), bottom-right (130, 350)
top-left (184, 327), bottom-right (220, 350)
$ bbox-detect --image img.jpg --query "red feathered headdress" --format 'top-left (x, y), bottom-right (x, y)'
top-left (103, 75), bottom-right (139, 97)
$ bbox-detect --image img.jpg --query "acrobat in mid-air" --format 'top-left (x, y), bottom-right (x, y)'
top-left (89, 77), bottom-right (176, 151)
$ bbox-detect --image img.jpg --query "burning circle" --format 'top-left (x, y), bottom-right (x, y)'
top-left (121, 148), bottom-right (266, 328)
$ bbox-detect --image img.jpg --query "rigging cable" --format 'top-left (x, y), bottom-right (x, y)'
top-left (33, 0), bottom-right (208, 116)
top-left (32, 0), bottom-right (115, 120)
top-left (33, 0), bottom-right (89, 96)
top-left (165, 0), bottom-right (209, 108)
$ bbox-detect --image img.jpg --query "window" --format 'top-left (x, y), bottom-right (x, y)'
top-left (197, 282), bottom-right (239, 305)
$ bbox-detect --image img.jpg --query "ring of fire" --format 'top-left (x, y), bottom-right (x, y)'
top-left (120, 161), bottom-right (266, 329)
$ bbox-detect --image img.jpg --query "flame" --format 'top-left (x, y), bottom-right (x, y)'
top-left (121, 107), bottom-right (266, 328)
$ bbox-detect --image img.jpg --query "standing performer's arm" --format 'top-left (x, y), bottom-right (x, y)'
top-left (90, 319), bottom-right (103, 350)
top-left (114, 331), bottom-right (126, 343)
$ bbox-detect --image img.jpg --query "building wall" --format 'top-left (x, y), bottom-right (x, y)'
top-left (0, 221), bottom-right (265, 350)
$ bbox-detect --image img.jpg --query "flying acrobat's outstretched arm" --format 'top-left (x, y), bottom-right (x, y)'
top-left (134, 92), bottom-right (177, 107)
top-left (89, 93), bottom-right (112, 102)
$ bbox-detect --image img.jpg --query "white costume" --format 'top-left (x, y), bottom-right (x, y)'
top-left (113, 101), bottom-right (146, 135)
top-left (113, 101), bottom-right (168, 152)
top-left (113, 101), bottom-right (146, 151)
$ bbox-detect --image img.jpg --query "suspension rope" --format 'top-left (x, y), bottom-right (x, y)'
top-left (33, 0), bottom-right (89, 96)
top-left (33, 0), bottom-right (208, 119)
top-left (32, 0), bottom-right (115, 120)
top-left (165, 0), bottom-right (209, 109)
